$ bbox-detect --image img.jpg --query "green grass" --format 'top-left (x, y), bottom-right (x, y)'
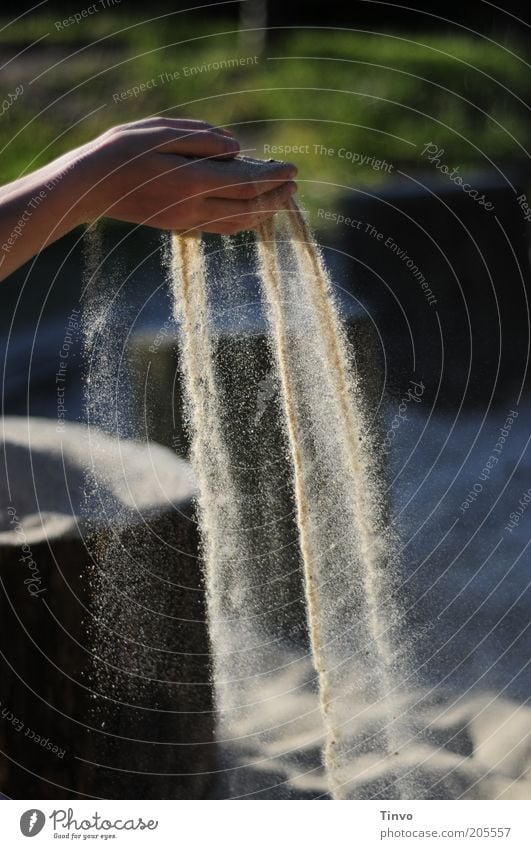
top-left (1, 14), bottom-right (530, 206)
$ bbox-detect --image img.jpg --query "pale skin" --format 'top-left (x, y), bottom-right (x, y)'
top-left (0, 117), bottom-right (298, 281)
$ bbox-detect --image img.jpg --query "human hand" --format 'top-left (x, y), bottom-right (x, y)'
top-left (78, 117), bottom-right (298, 234)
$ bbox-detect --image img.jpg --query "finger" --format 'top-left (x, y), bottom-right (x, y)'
top-left (141, 117), bottom-right (236, 137)
top-left (204, 181), bottom-right (298, 223)
top-left (186, 183), bottom-right (297, 235)
top-left (137, 126), bottom-right (240, 160)
top-left (109, 117), bottom-right (231, 138)
top-left (162, 118), bottom-right (235, 138)
top-left (189, 206), bottom-right (284, 235)
top-left (191, 157), bottom-right (298, 199)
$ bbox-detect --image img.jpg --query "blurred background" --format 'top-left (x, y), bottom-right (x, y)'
top-left (1, 0), bottom-right (531, 800)
top-left (2, 2), bottom-right (531, 192)
top-left (2, 0), bottom-right (531, 419)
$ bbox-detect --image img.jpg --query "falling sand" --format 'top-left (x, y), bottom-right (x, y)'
top-left (171, 203), bottom-right (416, 799)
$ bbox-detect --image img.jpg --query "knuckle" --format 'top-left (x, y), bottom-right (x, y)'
top-left (105, 122), bottom-right (129, 136)
top-left (183, 119), bottom-right (214, 130)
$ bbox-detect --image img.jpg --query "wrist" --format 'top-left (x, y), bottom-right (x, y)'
top-left (62, 139), bottom-right (110, 225)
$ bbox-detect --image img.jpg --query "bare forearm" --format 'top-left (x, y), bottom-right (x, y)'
top-left (0, 118), bottom-right (297, 283)
top-left (0, 152), bottom-right (91, 280)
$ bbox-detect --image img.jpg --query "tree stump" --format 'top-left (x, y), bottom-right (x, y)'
top-left (0, 417), bottom-right (214, 799)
